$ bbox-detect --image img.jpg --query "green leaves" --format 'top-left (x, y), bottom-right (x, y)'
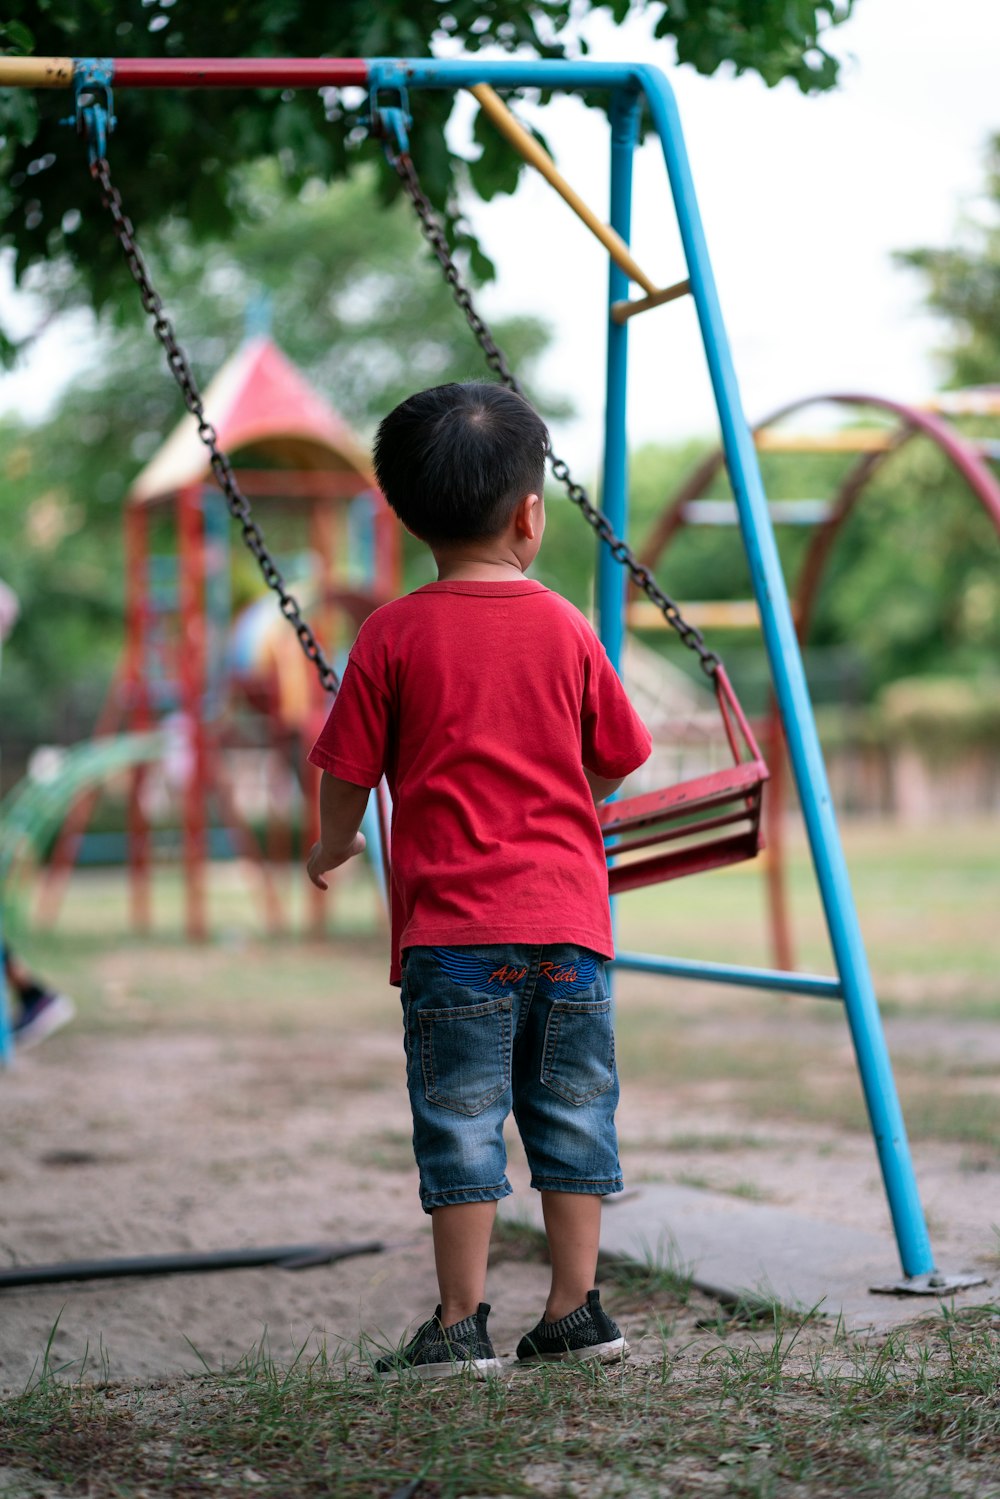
top-left (897, 134), bottom-right (1000, 391)
top-left (0, 18), bottom-right (35, 53)
top-left (654, 0), bottom-right (853, 92)
top-left (468, 105), bottom-right (522, 202)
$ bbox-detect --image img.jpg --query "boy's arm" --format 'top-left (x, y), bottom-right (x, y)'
top-left (306, 772), bottom-right (370, 890)
top-left (583, 768), bottom-right (626, 804)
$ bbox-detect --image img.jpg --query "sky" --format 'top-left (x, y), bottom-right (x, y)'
top-left (2, 0), bottom-right (999, 468)
top-left (463, 0), bottom-right (1000, 463)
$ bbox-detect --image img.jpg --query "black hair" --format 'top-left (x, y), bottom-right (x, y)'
top-left (372, 382), bottom-right (549, 544)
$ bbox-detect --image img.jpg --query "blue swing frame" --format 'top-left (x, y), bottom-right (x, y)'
top-left (364, 57), bottom-right (934, 1281)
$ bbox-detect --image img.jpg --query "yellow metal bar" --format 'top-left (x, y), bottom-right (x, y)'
top-left (611, 277), bottom-right (691, 324)
top-left (0, 56), bottom-right (75, 86)
top-left (469, 82), bottom-right (657, 296)
top-left (627, 599), bottom-right (772, 631)
top-left (925, 389), bottom-right (1000, 417)
top-left (754, 429), bottom-right (895, 454)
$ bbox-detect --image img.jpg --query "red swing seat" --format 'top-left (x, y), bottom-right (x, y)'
top-left (599, 664), bottom-right (768, 894)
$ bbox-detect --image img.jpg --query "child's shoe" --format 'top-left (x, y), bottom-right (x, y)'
top-left (374, 1303), bottom-right (503, 1380)
top-left (516, 1289), bottom-right (628, 1364)
top-left (12, 991), bottom-right (75, 1051)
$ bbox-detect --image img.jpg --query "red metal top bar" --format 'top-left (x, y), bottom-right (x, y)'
top-left (112, 59), bottom-right (369, 87)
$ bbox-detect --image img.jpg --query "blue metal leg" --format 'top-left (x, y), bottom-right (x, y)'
top-left (640, 67), bottom-right (934, 1278)
top-left (597, 87), bottom-right (639, 672)
top-left (599, 88), bottom-right (641, 1006)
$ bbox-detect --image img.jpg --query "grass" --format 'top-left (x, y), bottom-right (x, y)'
top-left (599, 1233), bottom-right (695, 1307)
top-left (2, 1307), bottom-right (1000, 1498)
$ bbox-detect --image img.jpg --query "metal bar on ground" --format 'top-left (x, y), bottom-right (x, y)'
top-left (0, 1242), bottom-right (384, 1290)
top-left (611, 277), bottom-right (690, 323)
top-left (469, 82), bottom-right (657, 296)
top-left (613, 950), bottom-right (843, 1000)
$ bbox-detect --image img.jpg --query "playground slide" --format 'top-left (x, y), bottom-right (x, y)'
top-left (0, 731), bottom-right (167, 1065)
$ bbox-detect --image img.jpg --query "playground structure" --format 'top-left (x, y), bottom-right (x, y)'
top-left (632, 389), bottom-right (1000, 970)
top-left (34, 334), bottom-right (400, 942)
top-left (1, 50), bottom-right (989, 1295)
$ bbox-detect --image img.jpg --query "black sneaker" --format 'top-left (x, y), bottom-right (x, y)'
top-left (374, 1303), bottom-right (504, 1381)
top-left (516, 1289), bottom-right (628, 1364)
top-left (12, 991), bottom-right (75, 1051)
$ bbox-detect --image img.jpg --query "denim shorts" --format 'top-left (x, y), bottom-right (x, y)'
top-left (400, 943), bottom-right (623, 1213)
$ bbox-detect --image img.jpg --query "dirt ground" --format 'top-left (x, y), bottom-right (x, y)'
top-left (2, 932), bottom-right (997, 1394)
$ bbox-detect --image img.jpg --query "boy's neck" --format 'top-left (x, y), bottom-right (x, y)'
top-left (431, 546), bottom-right (530, 584)
top-left (428, 494), bottom-right (544, 580)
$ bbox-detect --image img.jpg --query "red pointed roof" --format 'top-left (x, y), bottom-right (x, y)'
top-left (128, 336), bottom-right (373, 504)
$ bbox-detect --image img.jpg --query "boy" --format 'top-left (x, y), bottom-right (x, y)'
top-left (306, 382), bottom-right (651, 1377)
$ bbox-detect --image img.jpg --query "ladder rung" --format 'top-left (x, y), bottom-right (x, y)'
top-left (683, 499), bottom-right (832, 527)
top-left (611, 278), bottom-right (691, 324)
top-left (627, 599), bottom-right (765, 631)
top-left (924, 388), bottom-right (1000, 418)
top-left (754, 429), bottom-right (895, 453)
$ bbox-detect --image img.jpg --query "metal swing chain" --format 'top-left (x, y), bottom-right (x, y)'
top-left (393, 152), bottom-right (721, 679)
top-left (89, 156), bottom-right (341, 696)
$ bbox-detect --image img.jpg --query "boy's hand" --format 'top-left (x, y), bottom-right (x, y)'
top-left (306, 833), bottom-right (367, 890)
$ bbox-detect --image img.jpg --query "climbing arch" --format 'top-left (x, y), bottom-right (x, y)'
top-left (635, 391), bottom-right (1000, 970)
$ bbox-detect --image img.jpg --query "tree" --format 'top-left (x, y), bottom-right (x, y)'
top-left (896, 134), bottom-right (1000, 389)
top-left (0, 0), bottom-right (856, 352)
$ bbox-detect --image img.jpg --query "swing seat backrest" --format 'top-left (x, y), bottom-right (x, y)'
top-left (599, 666), bottom-right (768, 894)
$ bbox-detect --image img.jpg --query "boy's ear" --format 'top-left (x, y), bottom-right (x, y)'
top-left (515, 492), bottom-right (543, 539)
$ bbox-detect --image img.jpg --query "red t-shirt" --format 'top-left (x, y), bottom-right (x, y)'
top-left (308, 579), bottom-right (651, 984)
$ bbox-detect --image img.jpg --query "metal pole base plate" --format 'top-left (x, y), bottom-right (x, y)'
top-left (870, 1271), bottom-right (989, 1296)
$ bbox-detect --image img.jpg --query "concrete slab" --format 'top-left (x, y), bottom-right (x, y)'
top-left (502, 1185), bottom-right (996, 1333)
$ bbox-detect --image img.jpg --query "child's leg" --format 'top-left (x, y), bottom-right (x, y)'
top-left (510, 945), bottom-right (622, 1321)
top-left (432, 1200), bottom-right (498, 1326)
top-left (540, 1190), bottom-right (602, 1320)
